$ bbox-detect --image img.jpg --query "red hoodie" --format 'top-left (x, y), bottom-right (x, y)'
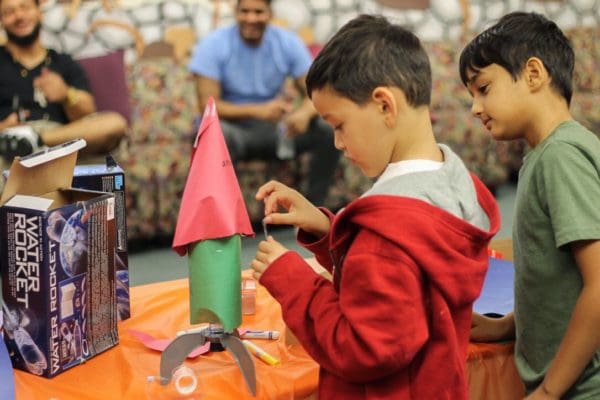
top-left (259, 174), bottom-right (500, 399)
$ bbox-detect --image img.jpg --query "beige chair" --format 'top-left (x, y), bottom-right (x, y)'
top-left (139, 41), bottom-right (175, 60)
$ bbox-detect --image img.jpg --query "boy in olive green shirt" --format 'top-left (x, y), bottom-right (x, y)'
top-left (460, 11), bottom-right (600, 399)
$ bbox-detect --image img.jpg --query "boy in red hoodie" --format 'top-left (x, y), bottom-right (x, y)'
top-left (250, 14), bottom-right (500, 399)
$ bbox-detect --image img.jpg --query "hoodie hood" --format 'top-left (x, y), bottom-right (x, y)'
top-left (330, 173), bottom-right (500, 308)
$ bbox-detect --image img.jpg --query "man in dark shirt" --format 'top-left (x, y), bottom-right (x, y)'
top-left (0, 0), bottom-right (126, 160)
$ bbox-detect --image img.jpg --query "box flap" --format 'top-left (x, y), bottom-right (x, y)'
top-left (4, 194), bottom-right (54, 211)
top-left (0, 139), bottom-right (86, 205)
top-left (73, 154), bottom-right (123, 177)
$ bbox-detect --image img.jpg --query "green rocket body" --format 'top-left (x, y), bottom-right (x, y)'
top-left (188, 235), bottom-right (242, 332)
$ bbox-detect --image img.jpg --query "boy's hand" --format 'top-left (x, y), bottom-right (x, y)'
top-left (256, 180), bottom-right (330, 237)
top-left (471, 312), bottom-right (515, 342)
top-left (251, 237), bottom-right (288, 281)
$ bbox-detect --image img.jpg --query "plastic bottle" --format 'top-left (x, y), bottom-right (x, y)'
top-left (276, 121), bottom-right (295, 160)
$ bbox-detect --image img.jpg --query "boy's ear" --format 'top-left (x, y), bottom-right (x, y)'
top-left (372, 87), bottom-right (399, 127)
top-left (523, 57), bottom-right (549, 91)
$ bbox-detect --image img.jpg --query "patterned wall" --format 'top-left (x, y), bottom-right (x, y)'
top-left (9, 0), bottom-right (599, 59)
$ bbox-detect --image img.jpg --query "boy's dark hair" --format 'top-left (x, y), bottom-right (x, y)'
top-left (306, 14), bottom-right (431, 107)
top-left (459, 11), bottom-right (574, 105)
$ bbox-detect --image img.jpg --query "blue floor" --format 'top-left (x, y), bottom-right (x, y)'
top-left (128, 182), bottom-right (516, 287)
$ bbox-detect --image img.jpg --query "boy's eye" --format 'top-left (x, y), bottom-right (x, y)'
top-left (478, 84), bottom-right (489, 94)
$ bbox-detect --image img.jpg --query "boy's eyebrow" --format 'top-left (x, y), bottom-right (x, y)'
top-left (466, 71), bottom-right (481, 85)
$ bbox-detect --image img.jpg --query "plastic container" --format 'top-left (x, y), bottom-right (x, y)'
top-left (241, 277), bottom-right (256, 315)
top-left (276, 122), bottom-right (295, 160)
top-left (146, 364), bottom-right (205, 399)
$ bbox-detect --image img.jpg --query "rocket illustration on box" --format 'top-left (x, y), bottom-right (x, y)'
top-left (159, 97), bottom-right (257, 395)
top-left (1, 307), bottom-right (17, 400)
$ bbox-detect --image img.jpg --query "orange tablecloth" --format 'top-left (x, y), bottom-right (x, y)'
top-left (15, 277), bottom-right (319, 400)
top-left (14, 276), bottom-right (524, 400)
top-left (467, 342), bottom-right (525, 399)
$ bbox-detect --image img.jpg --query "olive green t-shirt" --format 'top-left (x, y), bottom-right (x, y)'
top-left (513, 120), bottom-right (600, 398)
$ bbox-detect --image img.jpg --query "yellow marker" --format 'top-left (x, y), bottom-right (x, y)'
top-left (242, 339), bottom-right (280, 366)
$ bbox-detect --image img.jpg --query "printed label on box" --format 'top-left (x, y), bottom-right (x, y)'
top-left (1, 193), bottom-right (118, 378)
top-left (72, 158), bottom-right (129, 321)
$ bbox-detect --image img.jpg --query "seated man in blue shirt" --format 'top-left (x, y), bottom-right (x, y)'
top-left (188, 0), bottom-right (340, 206)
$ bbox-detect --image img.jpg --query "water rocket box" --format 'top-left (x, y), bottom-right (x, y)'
top-left (72, 155), bottom-right (130, 321)
top-left (0, 140), bottom-right (119, 378)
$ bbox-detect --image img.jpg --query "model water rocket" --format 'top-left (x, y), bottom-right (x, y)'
top-left (159, 97), bottom-right (257, 395)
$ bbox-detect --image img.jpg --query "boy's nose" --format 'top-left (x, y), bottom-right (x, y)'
top-left (333, 133), bottom-right (344, 151)
top-left (470, 99), bottom-right (483, 117)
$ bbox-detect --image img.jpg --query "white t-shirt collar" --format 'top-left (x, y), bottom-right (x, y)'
top-left (373, 159), bottom-right (443, 189)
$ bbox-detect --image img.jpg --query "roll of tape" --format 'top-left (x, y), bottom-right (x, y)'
top-left (172, 365), bottom-right (198, 395)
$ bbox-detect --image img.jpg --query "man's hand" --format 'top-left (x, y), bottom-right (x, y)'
top-left (0, 112), bottom-right (22, 131)
top-left (255, 98), bottom-right (290, 123)
top-left (33, 67), bottom-right (69, 103)
top-left (250, 237), bottom-right (289, 281)
top-left (256, 180), bottom-right (330, 238)
top-left (284, 107), bottom-right (312, 136)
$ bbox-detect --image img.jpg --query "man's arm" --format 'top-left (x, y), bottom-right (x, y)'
top-left (0, 112), bottom-right (21, 131)
top-left (62, 86), bottom-right (96, 121)
top-left (34, 67), bottom-right (96, 121)
top-left (529, 239), bottom-right (600, 399)
top-left (284, 74), bottom-right (318, 136)
top-left (194, 75), bottom-right (287, 122)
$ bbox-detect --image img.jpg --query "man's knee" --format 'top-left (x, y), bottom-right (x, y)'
top-left (219, 119), bottom-right (247, 161)
top-left (99, 112), bottom-right (127, 135)
top-left (192, 115), bottom-right (239, 152)
top-left (79, 111), bottom-right (127, 152)
top-left (95, 112), bottom-right (127, 149)
top-left (301, 116), bottom-right (336, 152)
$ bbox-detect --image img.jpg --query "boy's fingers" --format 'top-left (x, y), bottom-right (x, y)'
top-left (255, 181), bottom-right (273, 200)
top-left (265, 212), bottom-right (295, 226)
top-left (250, 258), bottom-right (266, 273)
top-left (265, 196), bottom-right (280, 216)
top-left (256, 180), bottom-right (283, 196)
top-left (257, 238), bottom-right (277, 251)
top-left (253, 247), bottom-right (267, 263)
top-left (255, 186), bottom-right (269, 200)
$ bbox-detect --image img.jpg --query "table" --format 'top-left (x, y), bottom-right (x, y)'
top-left (467, 341), bottom-right (524, 399)
top-left (13, 264), bottom-right (524, 399)
top-left (14, 276), bottom-right (319, 400)
top-left (467, 237), bottom-right (524, 400)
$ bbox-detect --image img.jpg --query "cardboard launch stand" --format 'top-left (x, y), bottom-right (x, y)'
top-left (0, 140), bottom-right (118, 378)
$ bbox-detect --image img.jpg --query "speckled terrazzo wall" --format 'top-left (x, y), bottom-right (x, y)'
top-left (3, 0), bottom-right (598, 59)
